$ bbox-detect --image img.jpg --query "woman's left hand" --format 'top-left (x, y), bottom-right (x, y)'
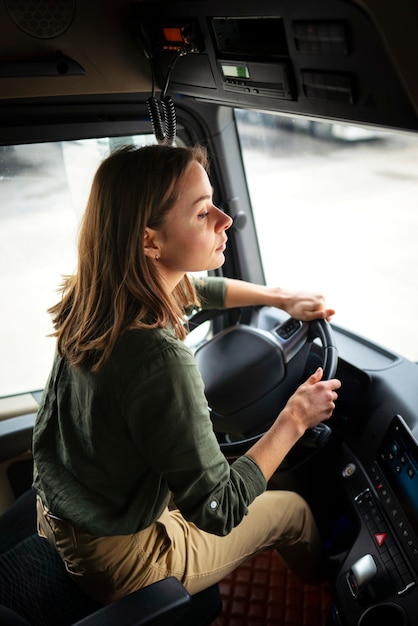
top-left (269, 287), bottom-right (335, 322)
top-left (223, 279), bottom-right (335, 322)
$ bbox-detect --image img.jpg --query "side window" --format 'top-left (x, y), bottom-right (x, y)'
top-left (0, 135), bottom-right (156, 397)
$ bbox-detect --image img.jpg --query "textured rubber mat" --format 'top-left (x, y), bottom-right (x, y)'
top-left (212, 549), bottom-right (334, 626)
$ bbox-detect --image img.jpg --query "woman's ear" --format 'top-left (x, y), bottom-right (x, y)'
top-left (143, 227), bottom-right (161, 260)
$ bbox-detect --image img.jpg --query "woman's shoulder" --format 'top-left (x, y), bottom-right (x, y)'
top-left (104, 327), bottom-right (198, 395)
top-left (114, 326), bottom-right (194, 366)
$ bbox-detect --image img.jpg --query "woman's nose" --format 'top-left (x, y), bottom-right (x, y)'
top-left (216, 206), bottom-right (233, 230)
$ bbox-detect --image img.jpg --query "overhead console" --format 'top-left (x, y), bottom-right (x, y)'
top-left (132, 0), bottom-right (418, 132)
top-left (211, 17), bottom-right (295, 102)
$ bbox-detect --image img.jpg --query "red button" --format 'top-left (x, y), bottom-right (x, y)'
top-left (374, 532), bottom-right (387, 546)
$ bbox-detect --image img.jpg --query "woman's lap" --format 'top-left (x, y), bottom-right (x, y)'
top-left (37, 490), bottom-right (323, 602)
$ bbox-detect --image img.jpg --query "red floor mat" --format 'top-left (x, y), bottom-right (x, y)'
top-left (212, 550), bottom-right (334, 626)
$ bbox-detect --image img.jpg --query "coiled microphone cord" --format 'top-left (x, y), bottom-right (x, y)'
top-left (147, 50), bottom-right (183, 146)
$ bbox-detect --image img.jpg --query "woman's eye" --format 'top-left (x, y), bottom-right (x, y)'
top-left (198, 211), bottom-right (209, 219)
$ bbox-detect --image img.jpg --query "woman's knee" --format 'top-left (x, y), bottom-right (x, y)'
top-left (253, 489), bottom-right (313, 523)
top-left (248, 490), bottom-right (317, 548)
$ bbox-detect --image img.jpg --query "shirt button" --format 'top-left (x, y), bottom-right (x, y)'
top-left (210, 500), bottom-right (218, 510)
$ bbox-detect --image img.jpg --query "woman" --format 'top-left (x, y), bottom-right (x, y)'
top-left (33, 143), bottom-right (341, 604)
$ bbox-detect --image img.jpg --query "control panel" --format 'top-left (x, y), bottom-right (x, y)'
top-left (132, 0), bottom-right (418, 132)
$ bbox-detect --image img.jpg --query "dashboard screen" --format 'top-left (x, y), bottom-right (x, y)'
top-left (212, 17), bottom-right (288, 58)
top-left (378, 415), bottom-right (418, 532)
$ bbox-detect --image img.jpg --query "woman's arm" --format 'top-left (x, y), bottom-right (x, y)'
top-left (223, 278), bottom-right (335, 322)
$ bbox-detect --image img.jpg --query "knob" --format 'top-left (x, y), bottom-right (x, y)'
top-left (342, 462), bottom-right (356, 478)
top-left (347, 554), bottom-right (377, 598)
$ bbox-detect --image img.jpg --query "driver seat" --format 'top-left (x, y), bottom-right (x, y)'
top-left (0, 489), bottom-right (222, 626)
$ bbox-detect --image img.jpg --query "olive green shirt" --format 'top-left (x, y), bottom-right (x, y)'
top-left (32, 277), bottom-right (266, 537)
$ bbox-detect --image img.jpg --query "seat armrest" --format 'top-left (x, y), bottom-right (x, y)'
top-left (73, 576), bottom-right (191, 626)
top-left (0, 413), bottom-right (36, 462)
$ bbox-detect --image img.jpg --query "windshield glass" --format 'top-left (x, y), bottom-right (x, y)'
top-left (235, 109), bottom-right (418, 361)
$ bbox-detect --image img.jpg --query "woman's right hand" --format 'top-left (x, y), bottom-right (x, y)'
top-left (246, 367), bottom-right (341, 481)
top-left (281, 366), bottom-right (341, 434)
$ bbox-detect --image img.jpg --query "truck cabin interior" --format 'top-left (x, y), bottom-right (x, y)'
top-left (0, 1), bottom-right (418, 626)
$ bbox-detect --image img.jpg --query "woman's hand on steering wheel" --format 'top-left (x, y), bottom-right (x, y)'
top-left (268, 287), bottom-right (336, 322)
top-left (281, 366), bottom-right (341, 433)
top-left (245, 366), bottom-right (341, 481)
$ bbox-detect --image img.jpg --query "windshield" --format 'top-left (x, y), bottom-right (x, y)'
top-left (235, 110), bottom-right (418, 362)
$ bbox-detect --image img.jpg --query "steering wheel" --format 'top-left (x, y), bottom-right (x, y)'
top-left (191, 307), bottom-right (338, 458)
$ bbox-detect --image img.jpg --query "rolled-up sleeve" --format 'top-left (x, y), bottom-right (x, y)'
top-left (199, 455), bottom-right (267, 535)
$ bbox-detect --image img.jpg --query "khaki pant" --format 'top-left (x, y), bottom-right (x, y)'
top-left (37, 491), bottom-right (324, 605)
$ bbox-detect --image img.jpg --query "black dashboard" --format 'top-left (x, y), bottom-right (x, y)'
top-left (333, 413), bottom-right (418, 626)
top-left (317, 347), bottom-right (418, 626)
top-left (253, 306), bottom-right (418, 626)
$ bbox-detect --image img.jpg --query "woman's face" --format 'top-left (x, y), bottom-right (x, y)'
top-left (145, 160), bottom-right (232, 290)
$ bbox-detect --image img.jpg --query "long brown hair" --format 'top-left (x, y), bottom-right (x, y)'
top-left (49, 143), bottom-right (209, 371)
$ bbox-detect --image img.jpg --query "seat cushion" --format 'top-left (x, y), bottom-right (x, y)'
top-left (0, 533), bottom-right (102, 626)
